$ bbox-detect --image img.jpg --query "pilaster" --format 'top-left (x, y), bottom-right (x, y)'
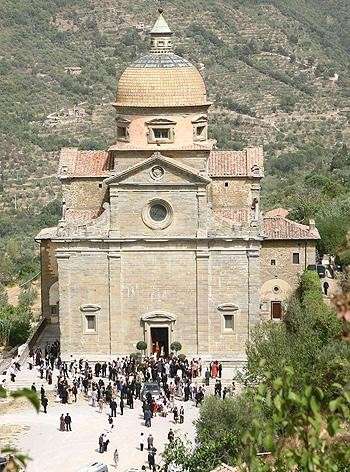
top-left (196, 244), bottom-right (209, 353)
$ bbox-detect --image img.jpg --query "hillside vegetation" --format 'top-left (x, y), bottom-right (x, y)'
top-left (0, 0), bottom-right (349, 281)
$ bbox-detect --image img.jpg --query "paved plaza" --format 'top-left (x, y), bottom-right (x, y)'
top-left (1, 368), bottom-right (199, 472)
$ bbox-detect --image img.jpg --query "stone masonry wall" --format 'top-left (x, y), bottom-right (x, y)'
top-left (63, 179), bottom-right (106, 211)
top-left (261, 240), bottom-right (317, 287)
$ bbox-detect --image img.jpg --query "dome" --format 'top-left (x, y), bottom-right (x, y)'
top-left (115, 11), bottom-right (210, 108)
top-left (115, 53), bottom-right (209, 108)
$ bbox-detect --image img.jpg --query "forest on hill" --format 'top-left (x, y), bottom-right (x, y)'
top-left (0, 0), bottom-right (349, 283)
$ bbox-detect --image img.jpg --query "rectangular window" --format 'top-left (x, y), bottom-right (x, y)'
top-left (153, 128), bottom-right (170, 140)
top-left (293, 252), bottom-right (300, 264)
top-left (50, 305), bottom-right (57, 315)
top-left (271, 259), bottom-right (276, 266)
top-left (223, 314), bottom-right (234, 331)
top-left (86, 315), bottom-right (96, 331)
top-left (271, 301), bottom-right (282, 320)
top-left (117, 125), bottom-right (129, 141)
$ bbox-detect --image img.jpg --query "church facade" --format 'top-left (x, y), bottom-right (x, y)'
top-left (37, 11), bottom-right (320, 361)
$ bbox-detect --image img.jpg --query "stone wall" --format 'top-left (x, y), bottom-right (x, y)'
top-left (210, 178), bottom-right (252, 209)
top-left (260, 239), bottom-right (317, 320)
top-left (261, 240), bottom-right (316, 286)
top-left (63, 179), bottom-right (106, 211)
top-left (55, 238), bottom-right (261, 360)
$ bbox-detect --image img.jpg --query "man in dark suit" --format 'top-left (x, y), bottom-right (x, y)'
top-left (64, 413), bottom-right (72, 431)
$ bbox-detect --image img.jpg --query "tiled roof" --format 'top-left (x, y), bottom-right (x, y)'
top-left (263, 216), bottom-right (320, 240)
top-left (264, 207), bottom-right (290, 218)
top-left (58, 148), bottom-right (110, 178)
top-left (208, 147), bottom-right (264, 178)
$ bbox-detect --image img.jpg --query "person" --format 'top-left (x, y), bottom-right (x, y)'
top-left (218, 362), bottom-right (222, 379)
top-left (214, 379), bottom-right (222, 397)
top-left (144, 408), bottom-right (152, 427)
top-left (72, 384), bottom-right (78, 402)
top-left (140, 432), bottom-right (144, 451)
top-left (148, 447), bottom-right (157, 472)
top-left (64, 413), bottom-right (72, 431)
top-left (323, 281), bottom-right (330, 296)
top-left (31, 383), bottom-right (36, 392)
top-left (204, 368), bottom-right (210, 386)
top-left (222, 386), bottom-right (228, 400)
top-left (119, 397), bottom-right (124, 416)
top-left (108, 415), bottom-right (114, 429)
top-left (59, 414), bottom-right (65, 431)
top-left (104, 432), bottom-right (110, 452)
top-left (167, 429), bottom-right (174, 443)
top-left (9, 366), bottom-right (16, 383)
top-left (99, 433), bottom-right (105, 453)
top-left (110, 399), bottom-right (117, 417)
top-left (98, 398), bottom-right (104, 413)
top-left (173, 406), bottom-right (178, 423)
top-left (147, 433), bottom-right (154, 451)
top-left (41, 396), bottom-right (48, 414)
top-left (179, 406), bottom-right (184, 424)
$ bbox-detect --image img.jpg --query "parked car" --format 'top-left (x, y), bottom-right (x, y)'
top-left (307, 264), bottom-right (326, 278)
top-left (0, 457), bottom-right (7, 472)
top-left (77, 462), bottom-right (108, 472)
top-left (141, 382), bottom-right (162, 401)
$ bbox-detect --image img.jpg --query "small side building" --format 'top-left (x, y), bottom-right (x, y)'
top-left (260, 208), bottom-right (320, 321)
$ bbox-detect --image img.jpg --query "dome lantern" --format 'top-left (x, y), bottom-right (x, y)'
top-left (114, 9), bottom-right (211, 109)
top-left (150, 8), bottom-right (174, 54)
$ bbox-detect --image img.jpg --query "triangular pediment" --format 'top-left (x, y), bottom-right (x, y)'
top-left (104, 152), bottom-right (211, 186)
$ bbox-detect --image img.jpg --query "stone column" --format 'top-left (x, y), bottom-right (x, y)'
top-left (196, 248), bottom-right (209, 354)
top-left (108, 249), bottom-right (122, 355)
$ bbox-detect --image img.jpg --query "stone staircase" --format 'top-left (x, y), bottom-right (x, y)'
top-left (3, 323), bottom-right (60, 391)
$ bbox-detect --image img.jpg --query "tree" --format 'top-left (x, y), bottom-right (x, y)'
top-left (246, 271), bottom-right (347, 399)
top-left (170, 341), bottom-right (182, 353)
top-left (0, 283), bottom-right (8, 307)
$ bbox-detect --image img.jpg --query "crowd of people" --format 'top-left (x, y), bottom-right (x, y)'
top-left (4, 342), bottom-right (236, 470)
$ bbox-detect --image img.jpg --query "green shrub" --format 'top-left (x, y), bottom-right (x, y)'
top-left (136, 340), bottom-right (147, 352)
top-left (170, 341), bottom-right (182, 353)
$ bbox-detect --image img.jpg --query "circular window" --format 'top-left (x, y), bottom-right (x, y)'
top-left (273, 286), bottom-right (280, 293)
top-left (149, 203), bottom-right (167, 222)
top-left (142, 199), bottom-right (173, 230)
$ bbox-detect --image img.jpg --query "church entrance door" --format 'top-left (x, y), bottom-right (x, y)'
top-left (151, 327), bottom-right (169, 357)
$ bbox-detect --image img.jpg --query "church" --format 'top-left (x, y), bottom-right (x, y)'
top-left (36, 10), bottom-right (320, 361)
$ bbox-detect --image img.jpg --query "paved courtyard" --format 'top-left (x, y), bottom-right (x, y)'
top-left (0, 360), bottom-right (208, 472)
top-left (1, 386), bottom-right (198, 472)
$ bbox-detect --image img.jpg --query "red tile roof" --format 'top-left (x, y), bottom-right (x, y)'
top-left (264, 207), bottom-right (290, 218)
top-left (208, 147), bottom-right (264, 178)
top-left (263, 216), bottom-right (320, 240)
top-left (58, 148), bottom-right (110, 178)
